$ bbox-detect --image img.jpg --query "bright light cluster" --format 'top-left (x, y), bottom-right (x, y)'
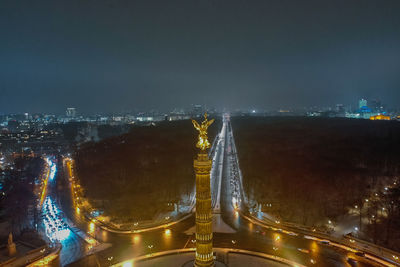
top-left (45, 158), bottom-right (57, 181)
top-left (42, 196), bottom-right (70, 242)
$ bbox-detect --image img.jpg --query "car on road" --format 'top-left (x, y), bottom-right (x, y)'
top-left (347, 257), bottom-right (357, 266)
top-left (297, 248), bottom-right (310, 254)
top-left (355, 251), bottom-right (365, 257)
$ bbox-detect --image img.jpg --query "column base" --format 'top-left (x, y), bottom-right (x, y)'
top-left (7, 243), bottom-right (17, 256)
top-left (182, 260), bottom-right (226, 267)
top-left (194, 260), bottom-right (215, 267)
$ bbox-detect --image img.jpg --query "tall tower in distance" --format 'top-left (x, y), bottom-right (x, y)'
top-left (359, 99), bottom-right (367, 109)
top-left (192, 113), bottom-right (215, 267)
top-left (66, 107), bottom-right (77, 118)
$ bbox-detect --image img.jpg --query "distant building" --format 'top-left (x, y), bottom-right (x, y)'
top-left (345, 112), bottom-right (361, 119)
top-left (0, 234), bottom-right (61, 266)
top-left (355, 99), bottom-right (377, 119)
top-left (359, 99), bottom-right (367, 109)
top-left (370, 99), bottom-right (384, 113)
top-left (167, 110), bottom-right (190, 121)
top-left (191, 104), bottom-right (203, 117)
top-left (6, 120), bottom-right (20, 132)
top-left (168, 114), bottom-right (190, 121)
top-left (336, 104), bottom-right (345, 113)
top-left (66, 108), bottom-right (77, 118)
top-left (370, 115), bottom-right (391, 121)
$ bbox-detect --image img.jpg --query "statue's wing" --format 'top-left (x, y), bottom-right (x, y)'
top-left (207, 118), bottom-right (215, 126)
top-left (192, 119), bottom-right (200, 130)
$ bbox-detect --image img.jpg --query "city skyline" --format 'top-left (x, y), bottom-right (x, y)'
top-left (2, 1), bottom-right (400, 266)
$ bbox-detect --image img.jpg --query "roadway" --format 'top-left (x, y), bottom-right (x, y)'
top-left (38, 157), bottom-right (87, 266)
top-left (210, 114), bottom-right (227, 212)
top-left (62, 115), bottom-right (393, 267)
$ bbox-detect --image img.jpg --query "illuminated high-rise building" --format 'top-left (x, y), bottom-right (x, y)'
top-left (359, 99), bottom-right (367, 109)
top-left (66, 107), bottom-right (76, 118)
top-left (192, 104), bottom-right (204, 117)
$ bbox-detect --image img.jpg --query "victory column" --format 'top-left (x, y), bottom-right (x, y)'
top-left (192, 113), bottom-right (215, 267)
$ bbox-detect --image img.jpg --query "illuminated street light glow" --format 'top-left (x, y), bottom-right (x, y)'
top-left (122, 260), bottom-right (133, 267)
top-left (132, 234), bottom-right (141, 244)
top-left (89, 222), bottom-right (95, 234)
top-left (45, 157), bottom-right (57, 181)
top-left (274, 233), bottom-right (281, 242)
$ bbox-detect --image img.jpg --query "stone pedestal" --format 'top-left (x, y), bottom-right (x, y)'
top-left (7, 242), bottom-right (17, 257)
top-left (7, 233), bottom-right (17, 257)
top-left (182, 260), bottom-right (226, 267)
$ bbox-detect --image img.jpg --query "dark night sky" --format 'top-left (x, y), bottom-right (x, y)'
top-left (1, 0), bottom-right (400, 113)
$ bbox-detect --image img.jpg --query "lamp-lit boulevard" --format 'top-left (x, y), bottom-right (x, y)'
top-left (1, 1), bottom-right (400, 266)
top-left (93, 115), bottom-right (398, 267)
top-left (2, 114), bottom-right (399, 267)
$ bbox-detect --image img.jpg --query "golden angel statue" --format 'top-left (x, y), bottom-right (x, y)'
top-left (192, 113), bottom-right (214, 151)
